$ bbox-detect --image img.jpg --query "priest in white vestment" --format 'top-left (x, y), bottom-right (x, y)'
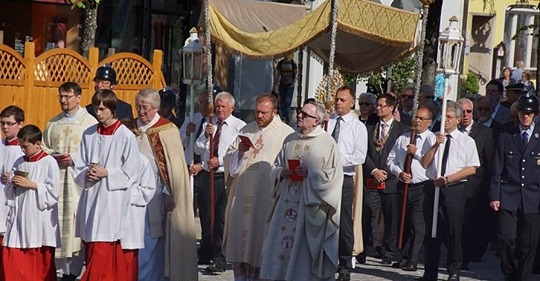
top-left (260, 102), bottom-right (343, 281)
top-left (134, 89), bottom-right (198, 281)
top-left (223, 94), bottom-right (294, 280)
top-left (42, 82), bottom-right (97, 280)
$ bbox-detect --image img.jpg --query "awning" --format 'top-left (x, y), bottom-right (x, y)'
top-left (203, 0), bottom-right (420, 73)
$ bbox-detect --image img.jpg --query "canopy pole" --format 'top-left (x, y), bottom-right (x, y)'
top-left (324, 0), bottom-right (339, 130)
top-left (397, 0), bottom-right (433, 250)
top-left (204, 0), bottom-right (216, 244)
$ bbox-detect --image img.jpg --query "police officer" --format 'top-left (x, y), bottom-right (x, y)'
top-left (158, 87), bottom-right (182, 128)
top-left (490, 94), bottom-right (540, 281)
top-left (86, 64), bottom-right (134, 120)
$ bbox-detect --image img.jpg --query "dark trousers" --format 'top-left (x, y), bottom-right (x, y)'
top-left (362, 188), bottom-right (399, 259)
top-left (278, 84), bottom-right (294, 123)
top-left (338, 176), bottom-right (355, 269)
top-left (423, 182), bottom-right (466, 278)
top-left (197, 171), bottom-right (228, 267)
top-left (462, 194), bottom-right (494, 262)
top-left (497, 208), bottom-right (540, 280)
top-left (402, 182), bottom-right (426, 263)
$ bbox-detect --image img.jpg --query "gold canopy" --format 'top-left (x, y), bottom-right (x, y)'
top-left (203, 0), bottom-right (420, 73)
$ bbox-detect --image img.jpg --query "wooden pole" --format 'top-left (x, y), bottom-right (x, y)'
top-left (397, 0), bottom-right (433, 249)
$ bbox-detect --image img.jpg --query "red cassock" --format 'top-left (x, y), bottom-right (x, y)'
top-left (2, 246), bottom-right (55, 281)
top-left (81, 241), bottom-right (130, 281)
top-left (123, 249), bottom-right (138, 281)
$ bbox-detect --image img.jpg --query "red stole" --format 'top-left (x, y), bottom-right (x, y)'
top-left (146, 117), bottom-right (174, 192)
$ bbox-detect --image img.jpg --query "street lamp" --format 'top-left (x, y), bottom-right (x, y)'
top-left (183, 27), bottom-right (204, 85)
top-left (182, 27), bottom-right (204, 190)
top-left (431, 15), bottom-right (464, 238)
top-left (436, 16), bottom-right (464, 76)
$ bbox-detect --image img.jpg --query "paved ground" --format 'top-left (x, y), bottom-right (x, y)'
top-left (198, 247), bottom-right (540, 280)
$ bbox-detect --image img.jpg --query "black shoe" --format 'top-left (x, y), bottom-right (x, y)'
top-left (356, 254), bottom-right (366, 264)
top-left (392, 259), bottom-right (407, 268)
top-left (336, 269), bottom-right (351, 281)
top-left (381, 256), bottom-right (392, 265)
top-left (416, 276), bottom-right (437, 281)
top-left (205, 263), bottom-right (225, 273)
top-left (61, 275), bottom-right (78, 281)
top-left (447, 272), bottom-right (460, 281)
top-left (198, 258), bottom-right (211, 265)
top-left (373, 246), bottom-right (383, 259)
top-left (401, 262), bottom-right (418, 271)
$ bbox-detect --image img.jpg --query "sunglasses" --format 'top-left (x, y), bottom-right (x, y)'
top-left (477, 106), bottom-right (492, 112)
top-left (423, 95), bottom-right (434, 100)
top-left (358, 102), bottom-right (372, 107)
top-left (298, 110), bottom-right (318, 119)
top-left (463, 109), bottom-right (473, 114)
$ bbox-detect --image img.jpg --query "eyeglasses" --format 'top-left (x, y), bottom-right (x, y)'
top-left (0, 121), bottom-right (18, 127)
top-left (414, 116), bottom-right (431, 121)
top-left (57, 95), bottom-right (76, 100)
top-left (298, 110), bottom-right (318, 119)
top-left (358, 102), bottom-right (372, 107)
top-left (477, 106), bottom-right (492, 112)
top-left (402, 95), bottom-right (414, 99)
top-left (463, 109), bottom-right (473, 114)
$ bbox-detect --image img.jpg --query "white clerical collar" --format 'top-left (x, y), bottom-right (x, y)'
top-left (63, 106), bottom-right (82, 121)
top-left (137, 113), bottom-right (161, 133)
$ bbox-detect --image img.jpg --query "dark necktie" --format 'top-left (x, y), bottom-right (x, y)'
top-left (332, 117), bottom-right (342, 142)
top-left (212, 121), bottom-right (223, 157)
top-left (413, 134), bottom-right (420, 145)
top-left (193, 117), bottom-right (206, 164)
top-left (441, 134), bottom-right (451, 176)
top-left (522, 131), bottom-right (529, 147)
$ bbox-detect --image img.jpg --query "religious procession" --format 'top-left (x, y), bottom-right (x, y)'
top-left (0, 0), bottom-right (539, 280)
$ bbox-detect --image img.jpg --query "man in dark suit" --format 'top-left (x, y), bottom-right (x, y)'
top-left (86, 64), bottom-right (134, 120)
top-left (362, 93), bottom-right (409, 264)
top-left (457, 98), bottom-right (495, 269)
top-left (490, 94), bottom-right (540, 281)
top-left (486, 79), bottom-right (512, 125)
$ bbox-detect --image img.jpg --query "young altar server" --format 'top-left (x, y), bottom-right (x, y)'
top-left (3, 124), bottom-right (60, 281)
top-left (119, 118), bottom-right (157, 281)
top-left (72, 90), bottom-right (140, 281)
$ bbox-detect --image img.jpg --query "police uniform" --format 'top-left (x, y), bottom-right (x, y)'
top-left (490, 95), bottom-right (540, 281)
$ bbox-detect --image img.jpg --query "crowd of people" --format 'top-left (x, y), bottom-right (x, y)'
top-left (0, 61), bottom-right (539, 281)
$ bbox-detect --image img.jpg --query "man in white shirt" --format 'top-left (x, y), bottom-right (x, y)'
top-left (387, 107), bottom-right (434, 272)
top-left (328, 86), bottom-right (367, 281)
top-left (194, 92), bottom-right (246, 273)
top-left (420, 101), bottom-right (480, 281)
